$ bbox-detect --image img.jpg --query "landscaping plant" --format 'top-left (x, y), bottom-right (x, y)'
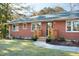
top-left (32, 35), bottom-right (38, 41)
top-left (59, 36), bottom-right (66, 42)
top-left (46, 36), bottom-right (52, 43)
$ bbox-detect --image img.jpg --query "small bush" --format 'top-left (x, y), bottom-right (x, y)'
top-left (46, 36), bottom-right (51, 43)
top-left (32, 35), bottom-right (38, 41)
top-left (46, 38), bottom-right (51, 43)
top-left (1, 24), bottom-right (8, 38)
top-left (59, 36), bottom-right (66, 42)
top-left (71, 40), bottom-right (76, 44)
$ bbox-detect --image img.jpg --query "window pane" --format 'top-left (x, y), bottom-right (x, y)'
top-left (32, 24), bottom-right (35, 30)
top-left (67, 21), bottom-right (71, 31)
top-left (73, 21), bottom-right (79, 31)
top-left (48, 22), bottom-right (52, 28)
top-left (37, 22), bottom-right (41, 29)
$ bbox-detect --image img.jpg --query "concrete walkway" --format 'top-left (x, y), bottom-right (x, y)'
top-left (33, 41), bottom-right (79, 52)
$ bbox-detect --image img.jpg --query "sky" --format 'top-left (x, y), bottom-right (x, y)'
top-left (30, 3), bottom-right (71, 11)
top-left (24, 3), bottom-right (79, 11)
top-left (14, 3), bottom-right (79, 15)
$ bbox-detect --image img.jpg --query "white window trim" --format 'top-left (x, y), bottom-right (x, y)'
top-left (12, 24), bottom-right (19, 32)
top-left (31, 23), bottom-right (36, 32)
top-left (66, 20), bottom-right (79, 32)
top-left (31, 22), bottom-right (41, 32)
top-left (47, 22), bottom-right (52, 27)
top-left (37, 22), bottom-right (42, 30)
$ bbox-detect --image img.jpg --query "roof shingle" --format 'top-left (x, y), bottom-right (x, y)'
top-left (9, 11), bottom-right (79, 24)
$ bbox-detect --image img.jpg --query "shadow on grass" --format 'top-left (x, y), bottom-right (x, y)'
top-left (0, 40), bottom-right (79, 56)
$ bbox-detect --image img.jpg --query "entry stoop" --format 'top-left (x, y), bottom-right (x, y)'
top-left (37, 37), bottom-right (47, 42)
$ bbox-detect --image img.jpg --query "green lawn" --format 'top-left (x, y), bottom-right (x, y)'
top-left (0, 39), bottom-right (79, 56)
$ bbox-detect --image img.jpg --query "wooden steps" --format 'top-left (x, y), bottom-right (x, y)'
top-left (37, 37), bottom-right (47, 42)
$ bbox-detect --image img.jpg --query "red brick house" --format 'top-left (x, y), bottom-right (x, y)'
top-left (8, 11), bottom-right (79, 40)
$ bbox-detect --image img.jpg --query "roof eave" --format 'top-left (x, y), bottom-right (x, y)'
top-left (8, 17), bottom-right (79, 24)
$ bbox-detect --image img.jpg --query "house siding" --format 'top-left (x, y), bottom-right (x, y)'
top-left (54, 20), bottom-right (79, 40)
top-left (10, 23), bottom-right (32, 38)
top-left (9, 20), bottom-right (79, 40)
top-left (9, 21), bottom-right (50, 38)
top-left (41, 22), bottom-right (47, 36)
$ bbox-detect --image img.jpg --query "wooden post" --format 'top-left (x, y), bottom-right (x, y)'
top-left (51, 28), bottom-right (58, 39)
top-left (8, 25), bottom-right (11, 39)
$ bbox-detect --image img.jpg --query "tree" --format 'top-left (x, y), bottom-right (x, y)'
top-left (35, 6), bottom-right (65, 15)
top-left (0, 3), bottom-right (36, 38)
top-left (37, 7), bottom-right (55, 15)
top-left (69, 3), bottom-right (79, 13)
top-left (11, 3), bottom-right (35, 18)
top-left (0, 3), bottom-right (12, 38)
top-left (54, 6), bottom-right (65, 13)
top-left (0, 3), bottom-right (12, 23)
top-left (32, 12), bottom-right (38, 16)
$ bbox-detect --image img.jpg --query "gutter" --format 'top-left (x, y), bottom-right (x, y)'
top-left (7, 17), bottom-right (79, 24)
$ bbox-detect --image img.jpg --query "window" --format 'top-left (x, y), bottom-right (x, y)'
top-left (31, 23), bottom-right (36, 31)
top-left (66, 20), bottom-right (79, 32)
top-left (73, 21), bottom-right (79, 31)
top-left (48, 22), bottom-right (52, 28)
top-left (12, 24), bottom-right (19, 31)
top-left (31, 22), bottom-right (41, 31)
top-left (37, 22), bottom-right (41, 30)
top-left (66, 21), bottom-right (71, 31)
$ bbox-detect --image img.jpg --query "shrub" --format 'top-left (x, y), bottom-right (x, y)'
top-left (59, 36), bottom-right (66, 42)
top-left (1, 24), bottom-right (8, 38)
top-left (46, 38), bottom-right (51, 43)
top-left (32, 35), bottom-right (38, 41)
top-left (46, 35), bottom-right (51, 43)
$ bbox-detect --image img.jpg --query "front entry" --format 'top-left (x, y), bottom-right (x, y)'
top-left (32, 22), bottom-right (53, 38)
top-left (46, 22), bottom-right (53, 36)
top-left (46, 22), bottom-right (52, 36)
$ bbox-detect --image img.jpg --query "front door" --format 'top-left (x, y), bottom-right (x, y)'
top-left (46, 22), bottom-right (53, 36)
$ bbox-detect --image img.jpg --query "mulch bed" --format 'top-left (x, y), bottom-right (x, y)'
top-left (48, 40), bottom-right (79, 47)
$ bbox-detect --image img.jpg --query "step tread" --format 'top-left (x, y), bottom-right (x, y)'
top-left (37, 37), bottom-right (46, 42)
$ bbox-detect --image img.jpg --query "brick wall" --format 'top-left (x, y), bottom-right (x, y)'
top-left (54, 20), bottom-right (79, 40)
top-left (9, 23), bottom-right (32, 39)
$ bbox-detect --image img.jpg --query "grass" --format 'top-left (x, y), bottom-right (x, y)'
top-left (0, 39), bottom-right (79, 56)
